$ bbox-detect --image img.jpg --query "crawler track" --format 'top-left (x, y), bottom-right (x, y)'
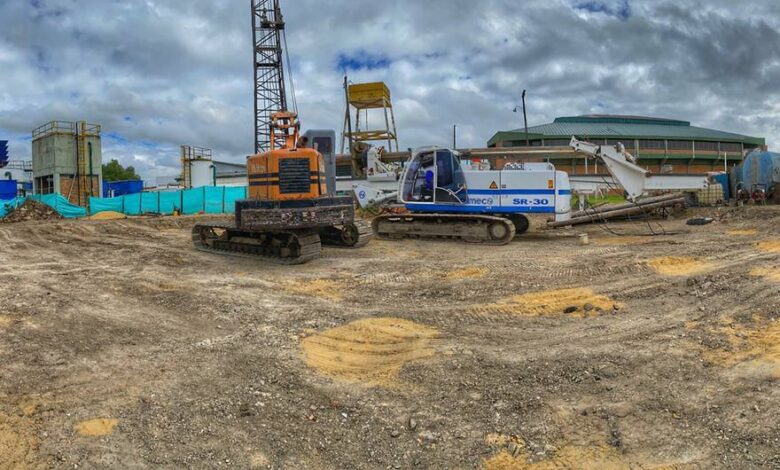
top-left (372, 213), bottom-right (516, 245)
top-left (192, 223), bottom-right (322, 265)
top-left (319, 220), bottom-right (374, 249)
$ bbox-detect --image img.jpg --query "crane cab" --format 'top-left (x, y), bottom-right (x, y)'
top-left (399, 148), bottom-right (468, 205)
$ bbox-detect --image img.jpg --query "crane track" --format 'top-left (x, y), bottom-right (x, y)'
top-left (372, 213), bottom-right (516, 246)
top-left (319, 220), bottom-right (374, 249)
top-left (192, 223), bottom-right (322, 265)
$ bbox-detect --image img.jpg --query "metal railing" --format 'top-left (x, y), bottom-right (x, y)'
top-left (32, 121), bottom-right (101, 140)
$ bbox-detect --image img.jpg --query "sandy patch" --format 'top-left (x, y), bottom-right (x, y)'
top-left (483, 446), bottom-right (625, 470)
top-left (89, 211), bottom-right (127, 221)
top-left (726, 229), bottom-right (758, 236)
top-left (483, 446), bottom-right (698, 470)
top-left (750, 267), bottom-right (780, 283)
top-left (473, 288), bottom-right (621, 317)
top-left (0, 413), bottom-right (41, 470)
top-left (647, 257), bottom-right (713, 276)
top-left (250, 452), bottom-right (270, 468)
top-left (0, 315), bottom-right (13, 329)
top-left (446, 267), bottom-right (490, 280)
top-left (757, 240), bottom-right (780, 253)
top-left (702, 318), bottom-right (780, 379)
top-left (74, 418), bottom-right (119, 437)
top-left (592, 236), bottom-right (654, 246)
top-left (300, 318), bottom-right (439, 387)
top-left (285, 279), bottom-right (344, 302)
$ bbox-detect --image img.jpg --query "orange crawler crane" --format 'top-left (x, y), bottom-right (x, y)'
top-left (192, 112), bottom-right (372, 264)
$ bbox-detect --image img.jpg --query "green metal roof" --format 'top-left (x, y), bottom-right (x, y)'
top-left (488, 115), bottom-right (765, 147)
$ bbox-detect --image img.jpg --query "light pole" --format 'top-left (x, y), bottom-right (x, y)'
top-left (513, 90), bottom-right (530, 146)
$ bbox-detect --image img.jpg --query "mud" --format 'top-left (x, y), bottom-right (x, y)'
top-left (0, 208), bottom-right (779, 469)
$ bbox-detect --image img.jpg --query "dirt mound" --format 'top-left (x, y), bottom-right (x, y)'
top-left (473, 288), bottom-right (620, 317)
top-left (300, 318), bottom-right (439, 387)
top-left (2, 199), bottom-right (63, 224)
top-left (647, 256), bottom-right (713, 276)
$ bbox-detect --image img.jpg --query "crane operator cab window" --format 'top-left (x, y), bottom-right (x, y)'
top-left (401, 149), bottom-right (468, 205)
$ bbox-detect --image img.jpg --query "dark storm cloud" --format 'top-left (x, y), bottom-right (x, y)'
top-left (0, 0), bottom-right (778, 180)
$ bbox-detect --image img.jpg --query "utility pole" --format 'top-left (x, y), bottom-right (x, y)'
top-left (453, 125), bottom-right (457, 149)
top-left (343, 75), bottom-right (354, 154)
top-left (522, 90), bottom-right (529, 147)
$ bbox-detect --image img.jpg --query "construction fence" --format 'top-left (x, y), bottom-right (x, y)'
top-left (1, 187), bottom-right (248, 219)
top-left (89, 186), bottom-right (248, 216)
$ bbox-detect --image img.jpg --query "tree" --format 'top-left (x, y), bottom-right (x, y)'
top-left (102, 159), bottom-right (141, 182)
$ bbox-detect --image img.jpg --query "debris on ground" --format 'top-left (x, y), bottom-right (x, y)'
top-left (687, 217), bottom-right (714, 226)
top-left (1, 199), bottom-right (63, 224)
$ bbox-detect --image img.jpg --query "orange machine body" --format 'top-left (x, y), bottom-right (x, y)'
top-left (247, 112), bottom-right (326, 201)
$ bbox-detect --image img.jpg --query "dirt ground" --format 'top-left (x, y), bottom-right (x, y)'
top-left (1, 207), bottom-right (779, 469)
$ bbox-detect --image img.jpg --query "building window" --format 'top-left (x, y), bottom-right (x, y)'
top-left (668, 140), bottom-right (693, 151)
top-left (720, 142), bottom-right (742, 152)
top-left (35, 176), bottom-right (54, 195)
top-left (694, 141), bottom-right (718, 152)
top-left (544, 139), bottom-right (571, 147)
top-left (638, 140), bottom-right (665, 150)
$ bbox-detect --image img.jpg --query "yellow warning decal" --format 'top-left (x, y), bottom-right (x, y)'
top-left (548, 180), bottom-right (555, 189)
top-left (490, 181), bottom-right (499, 190)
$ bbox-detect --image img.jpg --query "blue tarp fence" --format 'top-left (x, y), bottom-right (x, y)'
top-left (89, 186), bottom-right (248, 216)
top-left (0, 194), bottom-right (88, 219)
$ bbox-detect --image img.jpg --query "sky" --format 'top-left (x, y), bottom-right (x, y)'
top-left (1, 0), bottom-right (780, 184)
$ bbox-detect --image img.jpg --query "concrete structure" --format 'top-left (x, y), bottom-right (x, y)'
top-left (32, 121), bottom-right (103, 206)
top-left (488, 115), bottom-right (766, 176)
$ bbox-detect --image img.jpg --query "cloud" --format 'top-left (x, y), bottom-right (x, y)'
top-left (0, 0), bottom-right (779, 182)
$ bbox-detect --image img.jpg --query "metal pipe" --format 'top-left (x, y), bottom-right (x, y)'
top-left (548, 197), bottom-right (686, 228)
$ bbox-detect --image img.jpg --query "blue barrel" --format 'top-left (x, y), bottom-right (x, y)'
top-left (711, 173), bottom-right (730, 201)
top-left (0, 180), bottom-right (16, 201)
